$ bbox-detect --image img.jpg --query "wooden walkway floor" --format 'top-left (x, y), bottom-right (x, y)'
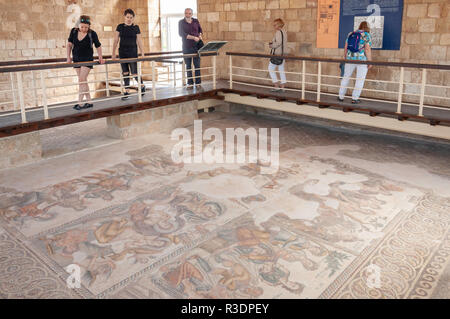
top-left (1, 79), bottom-right (449, 137)
top-left (0, 82), bottom-right (223, 137)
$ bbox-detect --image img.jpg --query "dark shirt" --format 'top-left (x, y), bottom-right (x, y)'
top-left (178, 18), bottom-right (203, 51)
top-left (68, 28), bottom-right (101, 62)
top-left (116, 23), bottom-right (141, 51)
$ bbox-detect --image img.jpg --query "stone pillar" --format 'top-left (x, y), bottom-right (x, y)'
top-left (106, 101), bottom-right (199, 139)
top-left (0, 132), bottom-right (42, 170)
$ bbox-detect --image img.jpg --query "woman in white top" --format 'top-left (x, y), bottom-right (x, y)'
top-left (268, 18), bottom-right (288, 92)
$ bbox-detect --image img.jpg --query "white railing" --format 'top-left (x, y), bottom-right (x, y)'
top-left (3, 50), bottom-right (449, 127)
top-left (0, 52), bottom-right (218, 125)
top-left (227, 52), bottom-right (450, 119)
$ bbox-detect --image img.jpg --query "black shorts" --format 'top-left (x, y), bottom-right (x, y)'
top-left (74, 65), bottom-right (93, 69)
top-left (73, 57), bottom-right (94, 69)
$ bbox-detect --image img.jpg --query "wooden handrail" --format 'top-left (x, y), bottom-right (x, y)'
top-left (0, 50), bottom-right (183, 67)
top-left (154, 59), bottom-right (183, 64)
top-left (0, 52), bottom-right (218, 73)
top-left (226, 52), bottom-right (450, 70)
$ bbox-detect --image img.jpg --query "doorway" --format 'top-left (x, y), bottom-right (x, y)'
top-left (160, 0), bottom-right (198, 51)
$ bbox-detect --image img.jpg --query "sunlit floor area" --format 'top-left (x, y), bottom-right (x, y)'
top-left (0, 111), bottom-right (449, 299)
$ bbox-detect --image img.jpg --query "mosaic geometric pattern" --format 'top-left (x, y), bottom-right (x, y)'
top-left (326, 194), bottom-right (450, 299)
top-left (0, 112), bottom-right (449, 299)
top-left (0, 227), bottom-right (88, 299)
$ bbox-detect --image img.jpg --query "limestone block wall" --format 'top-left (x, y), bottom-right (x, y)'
top-left (106, 101), bottom-right (199, 139)
top-left (198, 0), bottom-right (450, 106)
top-left (0, 0), bottom-right (161, 112)
top-left (0, 0), bottom-right (156, 60)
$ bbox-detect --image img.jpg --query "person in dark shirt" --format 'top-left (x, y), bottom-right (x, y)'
top-left (67, 15), bottom-right (104, 110)
top-left (112, 8), bottom-right (146, 100)
top-left (178, 8), bottom-right (203, 88)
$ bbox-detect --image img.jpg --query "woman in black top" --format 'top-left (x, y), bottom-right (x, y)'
top-left (67, 15), bottom-right (104, 110)
top-left (112, 8), bottom-right (146, 99)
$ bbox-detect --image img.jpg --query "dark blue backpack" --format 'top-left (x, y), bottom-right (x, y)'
top-left (347, 31), bottom-right (363, 53)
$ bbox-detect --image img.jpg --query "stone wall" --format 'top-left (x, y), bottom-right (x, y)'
top-left (0, 0), bottom-right (161, 112)
top-left (0, 0), bottom-right (156, 61)
top-left (1, 0), bottom-right (448, 113)
top-left (198, 0), bottom-right (450, 106)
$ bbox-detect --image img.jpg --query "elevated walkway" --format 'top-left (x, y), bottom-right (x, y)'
top-left (0, 51), bottom-right (449, 169)
top-left (0, 82), bottom-right (222, 136)
top-left (1, 78), bottom-right (450, 136)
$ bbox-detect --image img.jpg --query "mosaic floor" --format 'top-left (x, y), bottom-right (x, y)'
top-left (0, 111), bottom-right (449, 299)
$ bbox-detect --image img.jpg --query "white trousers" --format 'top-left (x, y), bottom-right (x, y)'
top-left (338, 63), bottom-right (368, 100)
top-left (268, 61), bottom-right (287, 84)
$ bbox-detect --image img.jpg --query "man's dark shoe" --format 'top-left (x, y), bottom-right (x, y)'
top-left (83, 103), bottom-right (93, 109)
top-left (73, 104), bottom-right (82, 110)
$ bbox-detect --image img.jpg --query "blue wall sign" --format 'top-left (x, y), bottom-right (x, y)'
top-left (338, 0), bottom-right (404, 50)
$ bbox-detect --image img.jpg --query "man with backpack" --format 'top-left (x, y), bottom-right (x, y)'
top-left (338, 21), bottom-right (373, 104)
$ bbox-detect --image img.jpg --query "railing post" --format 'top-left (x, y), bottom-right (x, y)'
top-left (16, 72), bottom-right (27, 123)
top-left (105, 63), bottom-right (110, 97)
top-left (10, 73), bottom-right (18, 110)
top-left (40, 70), bottom-right (49, 120)
top-left (182, 59), bottom-right (186, 87)
top-left (396, 67), bottom-right (404, 114)
top-left (316, 61), bottom-right (321, 102)
top-left (137, 61), bottom-right (143, 103)
top-left (173, 63), bottom-right (177, 87)
top-left (418, 68), bottom-right (426, 117)
top-left (212, 55), bottom-right (217, 90)
top-left (31, 71), bottom-right (38, 107)
top-left (301, 60), bottom-right (305, 100)
top-left (119, 69), bottom-right (125, 95)
top-left (151, 60), bottom-right (156, 100)
top-left (229, 55), bottom-right (233, 89)
top-left (191, 56), bottom-right (195, 87)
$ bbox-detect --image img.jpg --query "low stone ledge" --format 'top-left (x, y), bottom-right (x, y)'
top-left (0, 131), bottom-right (42, 170)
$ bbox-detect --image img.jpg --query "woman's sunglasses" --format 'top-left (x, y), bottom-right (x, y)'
top-left (80, 18), bottom-right (90, 24)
